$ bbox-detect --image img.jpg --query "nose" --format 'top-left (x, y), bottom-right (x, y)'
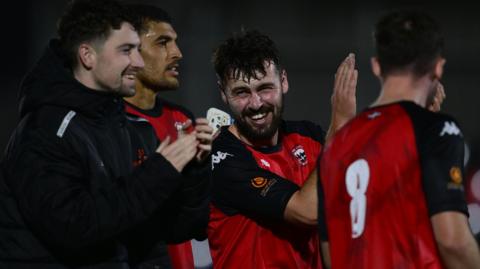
top-left (170, 42), bottom-right (183, 60)
top-left (248, 91), bottom-right (263, 110)
top-left (131, 49), bottom-right (145, 69)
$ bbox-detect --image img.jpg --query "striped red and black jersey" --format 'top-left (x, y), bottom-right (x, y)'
top-left (319, 101), bottom-right (468, 269)
top-left (208, 120), bottom-right (325, 269)
top-left (125, 97), bottom-right (195, 141)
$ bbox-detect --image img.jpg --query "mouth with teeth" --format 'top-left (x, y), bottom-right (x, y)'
top-left (244, 108), bottom-right (272, 127)
top-left (165, 62), bottom-right (179, 77)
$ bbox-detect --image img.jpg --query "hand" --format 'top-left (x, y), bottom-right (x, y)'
top-left (428, 82), bottom-right (446, 112)
top-left (326, 53), bottom-right (358, 144)
top-left (193, 118), bottom-right (214, 163)
top-left (156, 134), bottom-right (199, 172)
top-left (331, 53), bottom-right (358, 130)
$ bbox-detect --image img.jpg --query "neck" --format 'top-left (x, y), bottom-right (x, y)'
top-left (124, 80), bottom-right (157, 110)
top-left (229, 124), bottom-right (279, 148)
top-left (372, 74), bottom-right (433, 108)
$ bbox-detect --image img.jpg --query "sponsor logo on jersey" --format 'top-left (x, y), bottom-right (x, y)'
top-left (260, 178), bottom-right (278, 197)
top-left (448, 166), bottom-right (464, 190)
top-left (440, 121), bottom-right (462, 137)
top-left (260, 159), bottom-right (271, 168)
top-left (211, 151), bottom-right (233, 170)
top-left (292, 145), bottom-right (308, 166)
top-left (133, 148), bottom-right (148, 167)
top-left (251, 177), bottom-right (268, 188)
top-left (175, 121), bottom-right (188, 133)
top-left (367, 111), bottom-right (381, 119)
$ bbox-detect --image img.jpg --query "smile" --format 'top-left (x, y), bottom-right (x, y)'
top-left (251, 112), bottom-right (267, 120)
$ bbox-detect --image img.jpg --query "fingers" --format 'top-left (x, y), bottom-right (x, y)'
top-left (329, 53), bottom-right (358, 134)
top-left (195, 118), bottom-right (214, 134)
top-left (194, 117), bottom-right (214, 162)
top-left (341, 54), bottom-right (356, 93)
top-left (429, 82), bottom-right (446, 112)
top-left (177, 119), bottom-right (193, 137)
top-left (334, 53), bottom-right (357, 98)
top-left (159, 134), bottom-right (199, 172)
top-left (156, 136), bottom-right (171, 153)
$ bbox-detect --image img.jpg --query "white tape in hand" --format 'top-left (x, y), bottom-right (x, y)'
top-left (206, 107), bottom-right (232, 133)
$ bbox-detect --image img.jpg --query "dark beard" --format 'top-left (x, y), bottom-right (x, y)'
top-left (233, 98), bottom-right (284, 142)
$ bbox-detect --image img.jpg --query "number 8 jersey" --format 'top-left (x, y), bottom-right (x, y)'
top-left (319, 101), bottom-right (469, 268)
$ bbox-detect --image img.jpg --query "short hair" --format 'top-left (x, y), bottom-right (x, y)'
top-left (373, 10), bottom-right (444, 78)
top-left (212, 30), bottom-right (282, 86)
top-left (57, 0), bottom-right (138, 68)
top-left (127, 4), bottom-right (172, 35)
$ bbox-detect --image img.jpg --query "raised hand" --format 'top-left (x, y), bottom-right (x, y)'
top-left (193, 118), bottom-right (214, 163)
top-left (428, 82), bottom-right (446, 112)
top-left (326, 53), bottom-right (358, 142)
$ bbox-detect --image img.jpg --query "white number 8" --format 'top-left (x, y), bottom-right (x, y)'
top-left (345, 159), bottom-right (370, 238)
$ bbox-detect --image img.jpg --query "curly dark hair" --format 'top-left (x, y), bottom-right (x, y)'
top-left (212, 30), bottom-right (282, 87)
top-left (374, 10), bottom-right (444, 78)
top-left (57, 0), bottom-right (138, 68)
top-left (127, 4), bottom-right (172, 35)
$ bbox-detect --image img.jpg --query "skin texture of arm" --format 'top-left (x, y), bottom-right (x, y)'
top-left (284, 168), bottom-right (318, 226)
top-left (431, 211), bottom-right (480, 269)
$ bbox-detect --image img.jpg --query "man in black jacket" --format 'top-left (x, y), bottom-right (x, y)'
top-left (0, 0), bottom-right (210, 268)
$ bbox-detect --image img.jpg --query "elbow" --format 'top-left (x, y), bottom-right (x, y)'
top-left (301, 211), bottom-right (318, 226)
top-left (285, 209), bottom-right (318, 226)
top-left (436, 235), bottom-right (473, 257)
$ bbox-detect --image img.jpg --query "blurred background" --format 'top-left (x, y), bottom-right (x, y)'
top-left (1, 0), bottom-right (479, 232)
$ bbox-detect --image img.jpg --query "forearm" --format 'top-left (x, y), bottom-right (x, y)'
top-left (14, 153), bottom-right (183, 249)
top-left (284, 169), bottom-right (318, 225)
top-left (438, 236), bottom-right (480, 269)
top-left (432, 212), bottom-right (480, 269)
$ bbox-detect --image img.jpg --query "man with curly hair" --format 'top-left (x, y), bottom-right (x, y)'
top-left (0, 0), bottom-right (205, 268)
top-left (207, 30), bottom-right (357, 268)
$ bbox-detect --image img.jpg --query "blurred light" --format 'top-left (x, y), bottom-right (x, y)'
top-left (472, 170), bottom-right (480, 201)
top-left (468, 203), bottom-right (480, 234)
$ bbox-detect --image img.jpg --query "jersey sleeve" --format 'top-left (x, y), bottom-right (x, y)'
top-left (211, 136), bottom-right (300, 221)
top-left (420, 117), bottom-right (469, 217)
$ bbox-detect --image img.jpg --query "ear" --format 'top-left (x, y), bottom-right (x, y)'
top-left (434, 57), bottom-right (446, 79)
top-left (280, 69), bottom-right (289, 94)
top-left (370, 57), bottom-right (381, 78)
top-left (77, 43), bottom-right (97, 70)
top-left (218, 81), bottom-right (227, 104)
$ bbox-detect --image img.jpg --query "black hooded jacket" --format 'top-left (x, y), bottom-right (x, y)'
top-left (0, 40), bottom-right (209, 269)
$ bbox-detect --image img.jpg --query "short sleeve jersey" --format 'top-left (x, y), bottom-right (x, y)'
top-left (208, 120), bottom-right (325, 269)
top-left (319, 101), bottom-right (468, 269)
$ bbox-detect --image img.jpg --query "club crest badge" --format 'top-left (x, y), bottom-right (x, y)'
top-left (292, 145), bottom-right (308, 166)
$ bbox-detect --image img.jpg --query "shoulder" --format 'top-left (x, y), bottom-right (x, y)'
top-left (157, 97), bottom-right (195, 120)
top-left (282, 120), bottom-right (326, 144)
top-left (398, 101), bottom-right (463, 141)
top-left (211, 127), bottom-right (256, 170)
top-left (20, 106), bottom-right (81, 139)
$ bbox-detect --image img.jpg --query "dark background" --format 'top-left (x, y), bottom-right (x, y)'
top-left (0, 0), bottom-right (479, 240)
top-left (2, 0), bottom-right (479, 154)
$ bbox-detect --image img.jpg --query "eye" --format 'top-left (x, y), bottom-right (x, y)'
top-left (233, 89), bottom-right (249, 98)
top-left (157, 39), bottom-right (168, 47)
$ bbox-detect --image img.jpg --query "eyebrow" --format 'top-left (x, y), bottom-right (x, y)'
top-left (117, 43), bottom-right (139, 50)
top-left (155, 34), bottom-right (175, 42)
